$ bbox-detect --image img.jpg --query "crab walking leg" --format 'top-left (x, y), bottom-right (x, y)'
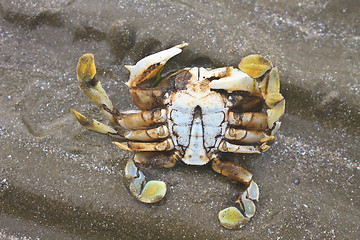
top-left (124, 151), bottom-right (180, 203)
top-left (225, 128), bottom-right (266, 143)
top-left (70, 109), bottom-right (118, 135)
top-left (219, 141), bottom-right (261, 154)
top-left (119, 125), bottom-right (169, 141)
top-left (117, 109), bottom-right (167, 130)
top-left (219, 140), bottom-right (274, 153)
top-left (113, 139), bottom-right (174, 152)
top-left (224, 128), bottom-right (276, 151)
top-left (211, 157), bottom-right (259, 229)
top-left (212, 157), bottom-right (252, 184)
top-left (228, 112), bottom-right (268, 130)
top-left (124, 159), bottom-right (165, 203)
top-left (133, 151), bottom-right (181, 168)
top-left (258, 67), bottom-right (285, 129)
top-left (76, 53), bottom-right (119, 123)
top-left (237, 55), bottom-right (285, 129)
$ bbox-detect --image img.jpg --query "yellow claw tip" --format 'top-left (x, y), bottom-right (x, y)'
top-left (70, 109), bottom-right (88, 125)
top-left (112, 141), bottom-right (131, 151)
top-left (77, 53), bottom-right (96, 82)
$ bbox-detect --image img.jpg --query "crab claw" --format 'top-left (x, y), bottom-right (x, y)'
top-left (125, 43), bottom-right (189, 88)
top-left (209, 68), bottom-right (256, 93)
top-left (124, 159), bottom-right (166, 203)
top-left (218, 181), bottom-right (259, 229)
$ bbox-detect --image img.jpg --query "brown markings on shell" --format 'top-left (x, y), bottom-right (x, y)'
top-left (171, 69), bottom-right (193, 89)
top-left (126, 141), bottom-right (169, 151)
top-left (230, 93), bottom-right (264, 112)
top-left (130, 88), bottom-right (168, 110)
top-left (134, 151), bottom-right (179, 168)
top-left (228, 112), bottom-right (268, 130)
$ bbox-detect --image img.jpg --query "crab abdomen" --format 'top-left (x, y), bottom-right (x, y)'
top-left (168, 89), bottom-right (227, 165)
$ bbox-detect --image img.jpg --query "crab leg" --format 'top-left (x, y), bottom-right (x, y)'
top-left (259, 67), bottom-right (285, 129)
top-left (219, 139), bottom-right (274, 153)
top-left (238, 55), bottom-right (285, 129)
top-left (118, 125), bottom-right (169, 141)
top-left (70, 109), bottom-right (118, 135)
top-left (219, 141), bottom-right (261, 154)
top-left (133, 151), bottom-right (181, 168)
top-left (212, 157), bottom-right (252, 185)
top-left (113, 139), bottom-right (174, 152)
top-left (76, 53), bottom-right (120, 123)
top-left (211, 157), bottom-right (259, 229)
top-left (228, 112), bottom-right (268, 130)
top-left (117, 109), bottom-right (167, 130)
top-left (225, 128), bottom-right (266, 143)
top-left (124, 151), bottom-right (180, 203)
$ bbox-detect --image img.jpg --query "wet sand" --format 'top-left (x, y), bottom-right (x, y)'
top-left (0, 0), bottom-right (359, 239)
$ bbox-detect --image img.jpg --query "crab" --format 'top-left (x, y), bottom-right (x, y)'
top-left (71, 43), bottom-right (285, 229)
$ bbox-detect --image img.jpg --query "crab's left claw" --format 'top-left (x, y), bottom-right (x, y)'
top-left (124, 159), bottom-right (166, 203)
top-left (125, 43), bottom-right (188, 88)
top-left (218, 181), bottom-right (259, 229)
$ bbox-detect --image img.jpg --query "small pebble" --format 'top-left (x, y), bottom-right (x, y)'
top-left (293, 178), bottom-right (300, 185)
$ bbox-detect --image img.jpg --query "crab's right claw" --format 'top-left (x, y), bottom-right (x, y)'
top-left (218, 181), bottom-right (259, 229)
top-left (124, 159), bottom-right (166, 203)
top-left (125, 43), bottom-right (189, 88)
